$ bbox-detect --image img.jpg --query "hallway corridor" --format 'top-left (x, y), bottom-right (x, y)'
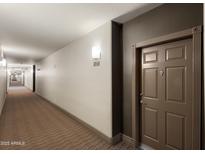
top-left (0, 87), bottom-right (133, 150)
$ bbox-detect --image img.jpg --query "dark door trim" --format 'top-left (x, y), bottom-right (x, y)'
top-left (131, 26), bottom-right (202, 149)
top-left (33, 65), bottom-right (36, 92)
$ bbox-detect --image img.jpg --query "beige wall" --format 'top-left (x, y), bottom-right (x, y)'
top-left (0, 61), bottom-right (7, 115)
top-left (36, 22), bottom-right (112, 137)
top-left (24, 66), bottom-right (33, 91)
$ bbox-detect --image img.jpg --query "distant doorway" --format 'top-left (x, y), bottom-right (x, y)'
top-left (9, 69), bottom-right (24, 87)
top-left (7, 64), bottom-right (34, 92)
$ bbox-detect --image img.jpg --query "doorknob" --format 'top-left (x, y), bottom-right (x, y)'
top-left (140, 100), bottom-right (147, 105)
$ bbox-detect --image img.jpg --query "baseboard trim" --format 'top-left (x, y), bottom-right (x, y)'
top-left (35, 93), bottom-right (121, 145)
top-left (112, 133), bottom-right (122, 144)
top-left (122, 134), bottom-right (136, 147)
top-left (122, 134), bottom-right (153, 149)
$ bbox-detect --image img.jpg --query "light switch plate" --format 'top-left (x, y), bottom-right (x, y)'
top-left (93, 61), bottom-right (100, 67)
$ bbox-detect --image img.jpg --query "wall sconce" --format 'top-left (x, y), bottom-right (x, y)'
top-left (0, 45), bottom-right (6, 67)
top-left (0, 58), bottom-right (6, 67)
top-left (92, 46), bottom-right (101, 59)
top-left (92, 46), bottom-right (101, 67)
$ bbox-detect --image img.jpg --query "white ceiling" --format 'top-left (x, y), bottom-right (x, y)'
top-left (0, 3), bottom-right (161, 62)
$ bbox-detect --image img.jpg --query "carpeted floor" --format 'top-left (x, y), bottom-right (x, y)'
top-left (0, 87), bottom-right (134, 150)
top-left (10, 81), bottom-right (23, 87)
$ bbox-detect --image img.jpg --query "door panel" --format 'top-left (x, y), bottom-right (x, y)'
top-left (144, 68), bottom-right (158, 98)
top-left (144, 51), bottom-right (158, 63)
top-left (141, 38), bottom-right (193, 149)
top-left (165, 112), bottom-right (185, 150)
top-left (144, 107), bottom-right (158, 140)
top-left (166, 67), bottom-right (185, 102)
top-left (141, 46), bottom-right (163, 149)
top-left (165, 46), bottom-right (185, 61)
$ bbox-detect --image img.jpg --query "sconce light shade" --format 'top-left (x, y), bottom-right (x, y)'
top-left (92, 46), bottom-right (101, 59)
top-left (0, 58), bottom-right (6, 66)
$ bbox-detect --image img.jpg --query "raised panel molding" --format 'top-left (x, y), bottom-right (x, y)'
top-left (144, 107), bottom-right (158, 141)
top-left (144, 51), bottom-right (158, 63)
top-left (165, 112), bottom-right (185, 149)
top-left (165, 46), bottom-right (185, 61)
top-left (144, 68), bottom-right (158, 98)
top-left (166, 67), bottom-right (185, 103)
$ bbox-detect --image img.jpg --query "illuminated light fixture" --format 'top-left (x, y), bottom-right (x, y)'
top-left (92, 46), bottom-right (101, 59)
top-left (0, 45), bottom-right (6, 66)
top-left (2, 59), bottom-right (6, 66)
top-left (0, 58), bottom-right (6, 67)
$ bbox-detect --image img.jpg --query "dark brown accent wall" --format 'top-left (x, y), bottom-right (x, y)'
top-left (123, 3), bottom-right (203, 138)
top-left (112, 21), bottom-right (123, 136)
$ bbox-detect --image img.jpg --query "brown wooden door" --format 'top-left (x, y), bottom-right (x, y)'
top-left (141, 38), bottom-right (193, 149)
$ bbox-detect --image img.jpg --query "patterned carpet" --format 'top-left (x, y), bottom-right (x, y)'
top-left (0, 87), bottom-right (134, 150)
top-left (10, 81), bottom-right (23, 87)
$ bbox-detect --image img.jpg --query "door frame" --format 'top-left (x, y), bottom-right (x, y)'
top-left (131, 25), bottom-right (202, 149)
top-left (33, 65), bottom-right (36, 92)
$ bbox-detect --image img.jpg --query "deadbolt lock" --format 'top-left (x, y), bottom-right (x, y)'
top-left (160, 70), bottom-right (164, 76)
